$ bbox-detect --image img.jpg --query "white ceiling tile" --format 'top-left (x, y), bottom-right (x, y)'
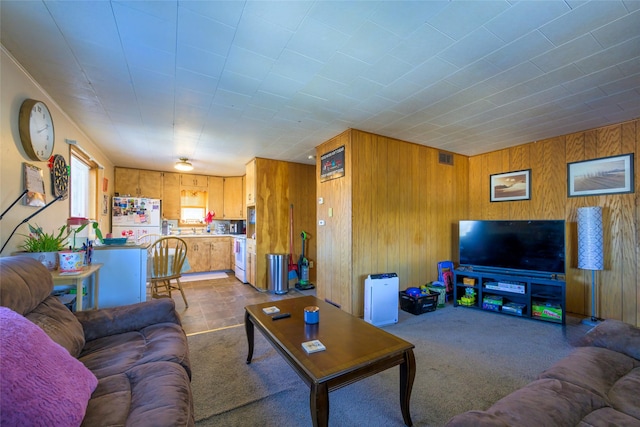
top-left (539, 1), bottom-right (628, 46)
top-left (369, 1), bottom-right (449, 37)
top-left (591, 9), bottom-right (640, 48)
top-left (271, 49), bottom-right (324, 84)
top-left (318, 52), bottom-right (369, 84)
top-left (2, 0), bottom-right (638, 174)
top-left (259, 73), bottom-right (306, 99)
top-left (485, 31), bottom-right (554, 70)
top-left (338, 20), bottom-right (401, 65)
top-left (445, 60), bottom-right (502, 88)
top-left (403, 57), bottom-right (459, 87)
top-left (530, 34), bottom-right (601, 73)
top-left (438, 27), bottom-right (506, 68)
top-left (224, 46), bottom-right (275, 81)
top-left (178, 1), bottom-right (244, 27)
top-left (562, 66), bottom-right (626, 94)
top-left (243, 1), bottom-right (313, 31)
top-left (574, 35), bottom-right (640, 75)
top-left (218, 71), bottom-right (262, 97)
top-left (427, 1), bottom-right (511, 40)
top-left (308, 1), bottom-right (376, 36)
top-left (484, 1), bottom-right (570, 41)
top-left (391, 24), bottom-right (455, 66)
top-left (287, 18), bottom-right (349, 63)
top-left (483, 62), bottom-right (543, 91)
top-left (112, 1), bottom-right (176, 52)
top-left (233, 13), bottom-right (292, 60)
top-left (177, 44), bottom-right (225, 78)
top-left (598, 72), bottom-right (640, 95)
top-left (177, 7), bottom-right (236, 56)
top-left (175, 68), bottom-right (218, 94)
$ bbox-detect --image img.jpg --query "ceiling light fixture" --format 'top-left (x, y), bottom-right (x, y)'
top-left (174, 157), bottom-right (193, 171)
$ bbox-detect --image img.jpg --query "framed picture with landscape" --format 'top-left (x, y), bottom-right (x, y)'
top-left (490, 169), bottom-right (531, 202)
top-left (567, 153), bottom-right (634, 197)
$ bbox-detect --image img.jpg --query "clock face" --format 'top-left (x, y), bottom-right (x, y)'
top-left (19, 99), bottom-right (55, 161)
top-left (51, 154), bottom-right (69, 198)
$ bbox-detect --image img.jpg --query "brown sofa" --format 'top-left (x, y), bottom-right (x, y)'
top-left (446, 319), bottom-right (640, 426)
top-left (0, 256), bottom-right (194, 426)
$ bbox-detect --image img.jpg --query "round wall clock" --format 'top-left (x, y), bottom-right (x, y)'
top-left (19, 98), bottom-right (55, 161)
top-left (50, 154), bottom-right (69, 198)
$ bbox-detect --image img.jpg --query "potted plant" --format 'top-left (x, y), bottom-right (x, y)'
top-left (59, 220), bottom-right (104, 272)
top-left (16, 224), bottom-right (68, 270)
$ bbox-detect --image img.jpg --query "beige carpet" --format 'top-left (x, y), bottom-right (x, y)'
top-left (188, 304), bottom-right (592, 426)
top-left (180, 271), bottom-right (228, 283)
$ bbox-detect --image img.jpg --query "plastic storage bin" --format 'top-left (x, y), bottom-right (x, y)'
top-left (399, 290), bottom-right (439, 315)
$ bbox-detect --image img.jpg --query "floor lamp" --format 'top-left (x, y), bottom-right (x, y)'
top-left (577, 206), bottom-right (604, 326)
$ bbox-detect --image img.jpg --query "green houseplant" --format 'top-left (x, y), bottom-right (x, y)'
top-left (18, 222), bottom-right (104, 271)
top-left (17, 224), bottom-right (68, 270)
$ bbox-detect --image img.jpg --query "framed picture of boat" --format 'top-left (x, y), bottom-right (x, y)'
top-left (490, 169), bottom-right (531, 202)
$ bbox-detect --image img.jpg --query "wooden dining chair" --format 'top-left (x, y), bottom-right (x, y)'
top-left (148, 237), bottom-right (189, 308)
top-left (137, 233), bottom-right (162, 246)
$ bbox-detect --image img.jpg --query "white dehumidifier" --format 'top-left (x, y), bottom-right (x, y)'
top-left (364, 273), bottom-right (399, 327)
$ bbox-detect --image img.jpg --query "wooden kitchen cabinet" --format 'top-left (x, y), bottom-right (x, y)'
top-left (245, 159), bottom-right (256, 206)
top-left (223, 177), bottom-right (244, 219)
top-left (207, 177), bottom-right (224, 218)
top-left (115, 168), bottom-right (162, 198)
top-left (162, 172), bottom-right (181, 219)
top-left (180, 173), bottom-right (208, 190)
top-left (182, 237), bottom-right (231, 273)
top-left (183, 238), bottom-right (212, 273)
top-left (211, 238), bottom-right (230, 271)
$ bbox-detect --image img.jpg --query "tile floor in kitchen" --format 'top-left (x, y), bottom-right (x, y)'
top-left (165, 272), bottom-right (314, 336)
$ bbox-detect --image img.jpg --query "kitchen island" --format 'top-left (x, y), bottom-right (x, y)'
top-left (92, 245), bottom-right (147, 308)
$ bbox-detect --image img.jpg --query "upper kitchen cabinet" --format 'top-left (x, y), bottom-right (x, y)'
top-left (207, 176), bottom-right (224, 218)
top-left (162, 172), bottom-right (181, 219)
top-left (115, 168), bottom-right (162, 198)
top-left (245, 159), bottom-right (256, 206)
top-left (223, 177), bottom-right (244, 219)
top-left (180, 173), bottom-right (208, 190)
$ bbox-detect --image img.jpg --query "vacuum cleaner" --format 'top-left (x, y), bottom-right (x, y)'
top-left (295, 231), bottom-right (315, 290)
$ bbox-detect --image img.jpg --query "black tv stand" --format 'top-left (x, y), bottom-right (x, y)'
top-left (453, 268), bottom-right (566, 324)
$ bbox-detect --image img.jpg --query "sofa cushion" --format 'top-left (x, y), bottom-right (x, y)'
top-left (79, 322), bottom-right (190, 379)
top-left (579, 319), bottom-right (640, 360)
top-left (578, 407), bottom-right (640, 427)
top-left (26, 294), bottom-right (85, 357)
top-left (81, 361), bottom-right (193, 427)
top-left (539, 346), bottom-right (639, 401)
top-left (0, 306), bottom-right (98, 427)
top-left (0, 256), bottom-right (53, 314)
top-left (446, 378), bottom-right (608, 427)
top-left (608, 367), bottom-right (640, 420)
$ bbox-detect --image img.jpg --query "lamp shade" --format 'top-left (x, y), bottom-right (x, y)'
top-left (577, 206), bottom-right (604, 271)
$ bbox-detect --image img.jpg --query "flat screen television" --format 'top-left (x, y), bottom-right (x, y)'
top-left (459, 220), bottom-right (566, 275)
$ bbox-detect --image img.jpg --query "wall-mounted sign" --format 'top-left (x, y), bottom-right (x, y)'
top-left (320, 145), bottom-right (345, 182)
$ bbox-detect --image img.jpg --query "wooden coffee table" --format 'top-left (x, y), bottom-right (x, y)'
top-left (245, 295), bottom-right (415, 426)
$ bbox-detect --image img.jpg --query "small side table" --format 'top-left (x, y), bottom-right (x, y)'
top-left (50, 263), bottom-right (102, 311)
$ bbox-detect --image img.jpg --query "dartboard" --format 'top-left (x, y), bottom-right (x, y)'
top-left (51, 154), bottom-right (69, 198)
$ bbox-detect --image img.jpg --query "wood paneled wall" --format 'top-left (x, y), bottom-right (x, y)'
top-left (469, 119), bottom-right (639, 326)
top-left (254, 158), bottom-right (316, 289)
top-left (316, 129), bottom-right (469, 316)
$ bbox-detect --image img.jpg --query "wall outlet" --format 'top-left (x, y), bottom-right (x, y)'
top-left (309, 261), bottom-right (314, 268)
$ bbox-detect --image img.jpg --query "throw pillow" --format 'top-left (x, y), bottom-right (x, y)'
top-left (0, 306), bottom-right (98, 427)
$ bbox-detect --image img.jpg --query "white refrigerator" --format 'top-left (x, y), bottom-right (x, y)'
top-left (112, 197), bottom-right (162, 243)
